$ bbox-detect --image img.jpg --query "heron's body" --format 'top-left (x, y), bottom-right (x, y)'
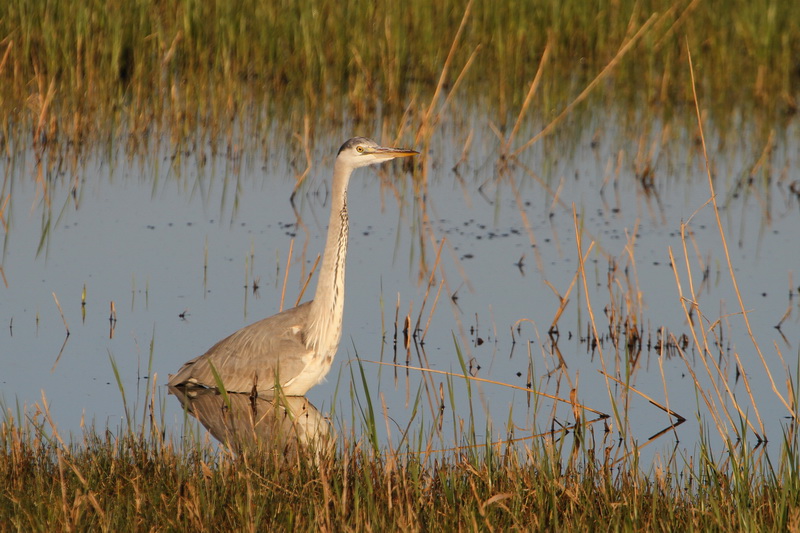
top-left (168, 137), bottom-right (417, 395)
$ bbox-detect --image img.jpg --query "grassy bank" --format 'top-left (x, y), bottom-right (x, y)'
top-left (1, 388), bottom-right (798, 530)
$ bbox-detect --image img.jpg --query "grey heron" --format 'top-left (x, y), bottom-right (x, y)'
top-left (168, 137), bottom-right (418, 395)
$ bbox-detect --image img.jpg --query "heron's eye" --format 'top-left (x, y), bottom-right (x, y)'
top-left (356, 146), bottom-right (364, 153)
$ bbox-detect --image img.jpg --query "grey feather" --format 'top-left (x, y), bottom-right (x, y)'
top-left (168, 302), bottom-right (313, 393)
top-left (168, 138), bottom-right (417, 396)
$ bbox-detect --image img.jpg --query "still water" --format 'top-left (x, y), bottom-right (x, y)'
top-left (1, 113), bottom-right (798, 462)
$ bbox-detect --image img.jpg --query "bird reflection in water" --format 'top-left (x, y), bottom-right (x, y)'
top-left (169, 385), bottom-right (333, 458)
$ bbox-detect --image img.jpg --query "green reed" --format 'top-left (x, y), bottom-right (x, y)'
top-left (1, 371), bottom-right (798, 530)
top-left (1, 0), bottom-right (797, 154)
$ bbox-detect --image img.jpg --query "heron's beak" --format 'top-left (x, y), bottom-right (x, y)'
top-left (371, 146), bottom-right (419, 158)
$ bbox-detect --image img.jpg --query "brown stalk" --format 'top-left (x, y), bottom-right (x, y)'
top-left (512, 12), bottom-right (660, 158)
top-left (438, 44), bottom-right (481, 124)
top-left (667, 247), bottom-right (734, 437)
top-left (572, 207), bottom-right (617, 422)
top-left (685, 224), bottom-right (708, 284)
top-left (161, 30), bottom-right (184, 67)
top-left (418, 414), bottom-right (610, 456)
top-left (146, 372), bottom-right (161, 442)
top-left (109, 301), bottom-right (117, 339)
top-left (687, 42), bottom-right (793, 419)
top-left (420, 279), bottom-right (444, 344)
top-left (775, 273), bottom-right (793, 330)
top-left (512, 317), bottom-right (569, 380)
top-left (435, 238), bottom-right (474, 363)
top-left (40, 392), bottom-right (108, 524)
top-left (612, 424), bottom-right (686, 468)
top-left (671, 184), bottom-right (757, 436)
top-left (290, 115), bottom-right (313, 203)
top-left (653, 0), bottom-right (700, 52)
top-left (52, 292), bottom-right (69, 336)
top-left (600, 371), bottom-right (685, 422)
top-left (0, 39), bottom-right (12, 77)
top-left (409, 2), bottom-right (476, 285)
top-left (51, 336), bottom-right (69, 373)
top-left (505, 37), bottom-right (552, 151)
top-left (55, 446), bottom-right (72, 532)
top-left (0, 191), bottom-right (9, 234)
top-left (279, 239), bottom-right (294, 312)
top-left (657, 331), bottom-right (679, 431)
top-left (731, 347), bottom-right (764, 437)
top-left (290, 198), bottom-right (313, 284)
top-left (295, 254), bottom-right (320, 306)
top-left (452, 129), bottom-right (474, 172)
top-left (415, 237), bottom-right (446, 335)
top-left (34, 76), bottom-right (57, 144)
top-left (367, 360), bottom-right (608, 419)
top-left (415, 0), bottom-right (474, 146)
top-left (394, 292), bottom-right (401, 355)
top-left (543, 270), bottom-right (577, 333)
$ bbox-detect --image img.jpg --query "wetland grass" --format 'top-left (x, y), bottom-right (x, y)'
top-left (1, 0), bottom-right (798, 156)
top-left (2, 0), bottom-right (799, 529)
top-left (3, 0), bottom-right (796, 265)
top-left (3, 110), bottom-right (799, 527)
top-left (1, 352), bottom-right (798, 530)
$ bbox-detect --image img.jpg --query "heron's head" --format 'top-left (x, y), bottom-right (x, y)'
top-left (336, 137), bottom-right (418, 170)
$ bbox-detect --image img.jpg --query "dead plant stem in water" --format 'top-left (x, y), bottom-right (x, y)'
top-left (687, 42), bottom-right (794, 422)
top-left (511, 12), bottom-right (660, 158)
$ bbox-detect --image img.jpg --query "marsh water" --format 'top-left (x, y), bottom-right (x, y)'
top-left (2, 109), bottom-right (799, 463)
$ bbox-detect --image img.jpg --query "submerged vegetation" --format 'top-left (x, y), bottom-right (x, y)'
top-left (1, 0), bottom-right (800, 529)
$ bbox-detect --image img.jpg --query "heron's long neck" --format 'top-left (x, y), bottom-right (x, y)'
top-left (307, 160), bottom-right (352, 352)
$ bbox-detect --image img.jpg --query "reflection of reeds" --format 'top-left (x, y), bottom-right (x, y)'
top-left (4, 1), bottom-right (795, 264)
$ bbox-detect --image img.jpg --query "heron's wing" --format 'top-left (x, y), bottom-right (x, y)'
top-left (168, 302), bottom-right (313, 393)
